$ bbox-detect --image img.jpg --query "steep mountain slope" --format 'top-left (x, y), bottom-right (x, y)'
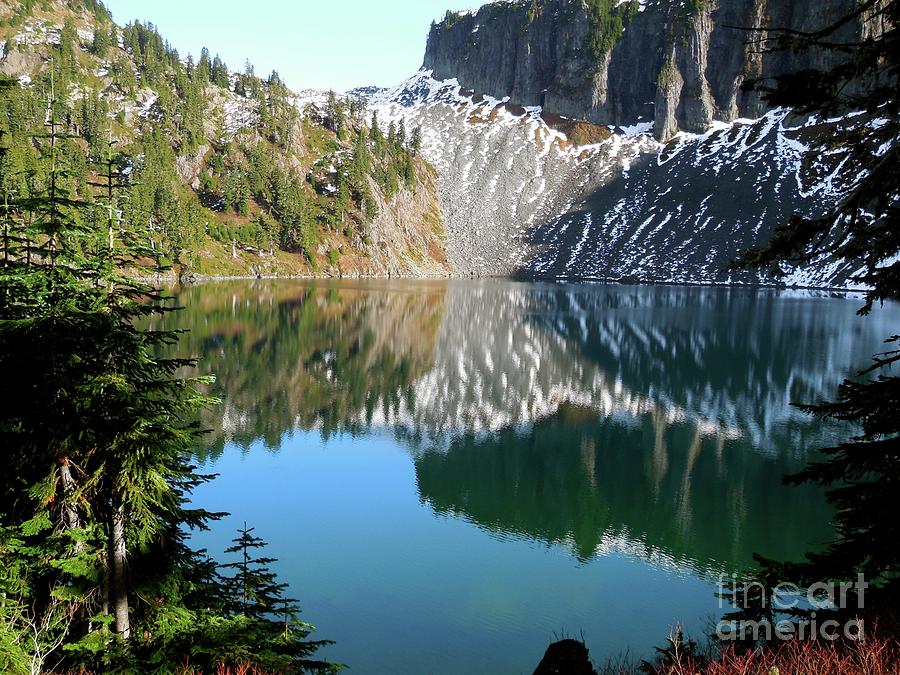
top-left (4, 0), bottom-right (888, 286)
top-left (0, 0), bottom-right (448, 279)
top-left (364, 69), bottom-right (884, 285)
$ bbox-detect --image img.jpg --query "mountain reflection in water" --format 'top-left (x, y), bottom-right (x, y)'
top-left (161, 280), bottom-right (891, 575)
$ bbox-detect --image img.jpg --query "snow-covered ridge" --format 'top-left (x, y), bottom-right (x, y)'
top-left (358, 70), bottom-right (887, 288)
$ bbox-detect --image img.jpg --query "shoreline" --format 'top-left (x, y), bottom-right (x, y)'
top-left (137, 271), bottom-right (868, 297)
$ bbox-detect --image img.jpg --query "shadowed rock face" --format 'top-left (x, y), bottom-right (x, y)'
top-left (423, 0), bottom-right (861, 140)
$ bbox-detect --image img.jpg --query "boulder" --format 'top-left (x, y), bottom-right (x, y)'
top-left (533, 639), bottom-right (596, 675)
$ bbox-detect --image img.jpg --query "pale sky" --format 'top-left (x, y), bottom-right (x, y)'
top-left (101, 0), bottom-right (482, 92)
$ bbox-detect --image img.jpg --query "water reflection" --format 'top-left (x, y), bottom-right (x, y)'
top-left (166, 282), bottom-right (445, 452)
top-left (164, 280), bottom-right (893, 573)
top-left (415, 406), bottom-right (831, 573)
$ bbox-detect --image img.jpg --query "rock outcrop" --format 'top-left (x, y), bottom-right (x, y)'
top-left (424, 0), bottom-right (862, 140)
top-left (533, 639), bottom-right (596, 675)
top-left (340, 166), bottom-right (450, 278)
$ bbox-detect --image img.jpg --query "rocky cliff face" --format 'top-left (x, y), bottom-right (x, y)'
top-left (338, 165), bottom-right (449, 278)
top-left (424, 0), bottom-right (861, 140)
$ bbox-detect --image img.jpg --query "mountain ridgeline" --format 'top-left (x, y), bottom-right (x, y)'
top-left (1, 0), bottom-right (889, 286)
top-left (425, 0), bottom-right (863, 140)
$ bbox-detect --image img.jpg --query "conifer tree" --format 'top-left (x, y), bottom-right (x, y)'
top-left (216, 525), bottom-right (340, 672)
top-left (370, 111), bottom-right (384, 157)
top-left (731, 0), bottom-right (900, 626)
top-left (411, 125), bottom-right (423, 154)
top-left (197, 47), bottom-right (211, 83)
top-left (387, 120), bottom-right (397, 148)
top-left (211, 55), bottom-right (230, 89)
top-left (397, 118), bottom-right (406, 149)
top-left (324, 90), bottom-right (346, 140)
top-left (222, 524), bottom-right (290, 617)
top-left (91, 21), bottom-right (110, 57)
top-left (0, 77), bottom-right (337, 672)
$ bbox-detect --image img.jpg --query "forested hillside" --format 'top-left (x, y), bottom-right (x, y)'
top-left (0, 0), bottom-right (447, 278)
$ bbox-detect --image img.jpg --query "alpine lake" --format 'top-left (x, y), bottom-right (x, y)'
top-left (157, 279), bottom-right (897, 674)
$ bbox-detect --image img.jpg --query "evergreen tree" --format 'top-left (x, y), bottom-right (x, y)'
top-left (1, 85), bottom-right (214, 666)
top-left (197, 46), bottom-right (211, 83)
top-left (58, 18), bottom-right (79, 76)
top-left (387, 120), bottom-right (396, 148)
top-left (110, 57), bottom-right (136, 96)
top-left (211, 54), bottom-right (230, 89)
top-left (222, 524), bottom-right (290, 617)
top-left (411, 125), bottom-right (423, 154)
top-left (370, 111), bottom-right (384, 156)
top-left (324, 90), bottom-right (346, 140)
top-left (216, 525), bottom-right (340, 672)
top-left (0, 79), bottom-right (339, 673)
top-left (397, 118), bottom-right (406, 149)
top-left (91, 21), bottom-right (111, 57)
top-left (731, 0), bottom-right (900, 626)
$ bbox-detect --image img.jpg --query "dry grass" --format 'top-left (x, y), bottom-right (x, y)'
top-left (651, 637), bottom-right (900, 675)
top-left (542, 112), bottom-right (613, 146)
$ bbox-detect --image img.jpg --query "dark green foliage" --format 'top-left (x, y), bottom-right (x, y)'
top-left (197, 46), bottom-right (211, 83)
top-left (585, 0), bottom-right (639, 64)
top-left (122, 21), bottom-right (173, 88)
top-left (211, 54), bottom-right (230, 89)
top-left (122, 128), bottom-right (204, 267)
top-left (109, 56), bottom-right (137, 96)
top-left (731, 0), bottom-right (900, 627)
top-left (1, 90), bottom-right (214, 670)
top-left (0, 77), bottom-right (337, 672)
top-left (222, 525), bottom-right (294, 618)
top-left (441, 9), bottom-right (466, 29)
top-left (525, 0), bottom-right (542, 27)
top-left (208, 524), bottom-right (340, 672)
top-left (72, 0), bottom-right (112, 20)
top-left (90, 16), bottom-right (112, 57)
top-left (366, 112), bottom-right (417, 201)
top-left (687, 0), bottom-right (705, 15)
top-left (370, 110), bottom-right (384, 153)
top-left (324, 90), bottom-right (347, 140)
top-left (58, 18), bottom-right (79, 72)
top-left (75, 88), bottom-right (108, 159)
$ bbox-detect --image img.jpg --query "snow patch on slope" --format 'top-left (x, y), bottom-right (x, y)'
top-left (357, 71), bottom-right (888, 290)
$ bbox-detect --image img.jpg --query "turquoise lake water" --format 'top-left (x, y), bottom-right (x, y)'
top-left (164, 280), bottom-right (896, 673)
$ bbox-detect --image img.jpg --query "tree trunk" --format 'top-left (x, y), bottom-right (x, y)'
top-left (110, 502), bottom-right (130, 640)
top-left (58, 457), bottom-right (80, 533)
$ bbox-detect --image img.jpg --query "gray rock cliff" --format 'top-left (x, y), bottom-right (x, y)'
top-left (423, 0), bottom-right (861, 139)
